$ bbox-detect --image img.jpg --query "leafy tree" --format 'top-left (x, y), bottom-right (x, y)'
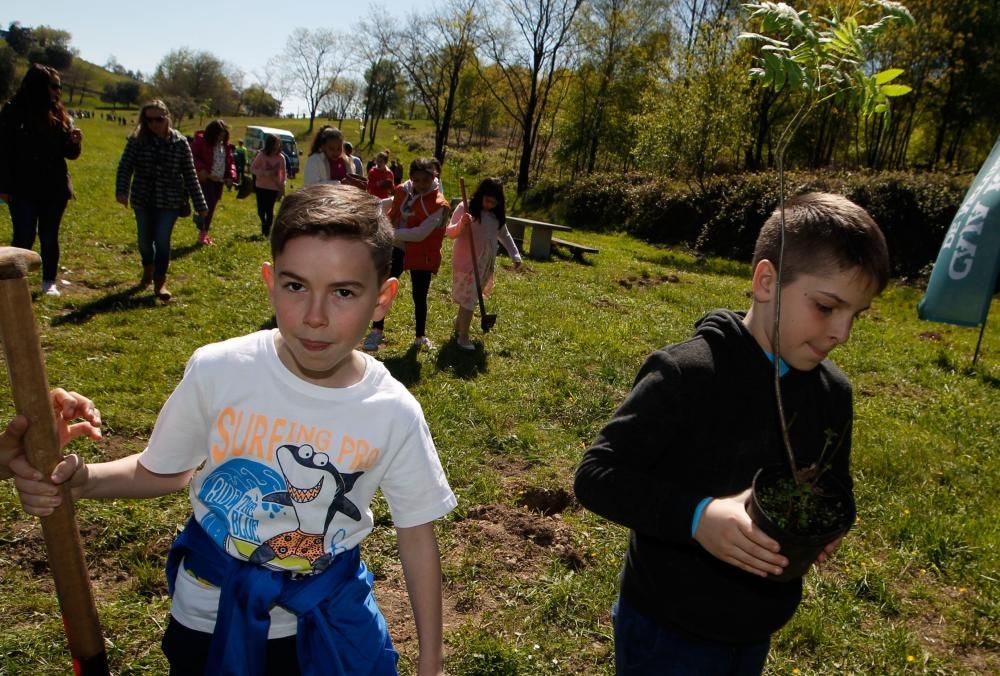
top-left (479, 0), bottom-right (584, 194)
top-left (242, 85), bottom-right (280, 117)
top-left (558, 0), bottom-right (672, 175)
top-left (453, 57), bottom-right (504, 147)
top-left (31, 25), bottom-right (71, 48)
top-left (361, 59), bottom-right (402, 146)
top-left (634, 15), bottom-right (751, 184)
top-left (28, 44), bottom-right (74, 70)
top-left (153, 48), bottom-right (237, 120)
top-left (0, 43), bottom-right (17, 102)
top-left (5, 22), bottom-right (34, 56)
top-left (327, 78), bottom-right (361, 126)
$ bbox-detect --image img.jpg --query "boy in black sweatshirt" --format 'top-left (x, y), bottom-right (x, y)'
top-left (575, 193), bottom-right (890, 674)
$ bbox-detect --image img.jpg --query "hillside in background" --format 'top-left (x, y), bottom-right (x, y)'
top-left (2, 40), bottom-right (142, 109)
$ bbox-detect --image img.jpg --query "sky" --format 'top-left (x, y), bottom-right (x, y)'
top-left (5, 0), bottom-right (413, 115)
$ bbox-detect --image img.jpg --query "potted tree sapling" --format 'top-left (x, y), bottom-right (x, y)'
top-left (738, 1), bottom-right (914, 581)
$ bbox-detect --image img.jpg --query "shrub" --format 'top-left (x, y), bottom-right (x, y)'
top-left (530, 170), bottom-right (970, 278)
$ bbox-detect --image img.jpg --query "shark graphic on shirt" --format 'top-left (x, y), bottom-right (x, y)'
top-left (248, 443), bottom-right (363, 573)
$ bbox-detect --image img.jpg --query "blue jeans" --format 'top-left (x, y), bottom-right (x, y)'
top-left (613, 597), bottom-right (770, 675)
top-left (9, 196), bottom-right (68, 283)
top-left (134, 207), bottom-right (179, 277)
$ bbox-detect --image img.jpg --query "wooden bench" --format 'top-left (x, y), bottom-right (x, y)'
top-left (551, 237), bottom-right (600, 261)
top-left (505, 216), bottom-right (573, 259)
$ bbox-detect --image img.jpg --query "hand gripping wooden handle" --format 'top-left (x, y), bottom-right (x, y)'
top-left (0, 247), bottom-right (109, 675)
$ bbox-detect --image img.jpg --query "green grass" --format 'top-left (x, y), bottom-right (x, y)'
top-left (0, 115), bottom-right (997, 675)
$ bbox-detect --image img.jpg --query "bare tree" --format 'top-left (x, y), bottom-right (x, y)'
top-left (224, 63), bottom-right (246, 116)
top-left (369, 0), bottom-right (479, 164)
top-left (279, 28), bottom-right (347, 134)
top-left (258, 58), bottom-right (295, 117)
top-left (479, 0), bottom-right (583, 194)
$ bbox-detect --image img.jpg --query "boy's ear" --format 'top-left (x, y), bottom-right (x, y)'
top-left (372, 277), bottom-right (399, 322)
top-left (750, 259), bottom-right (778, 302)
top-left (261, 262), bottom-right (275, 294)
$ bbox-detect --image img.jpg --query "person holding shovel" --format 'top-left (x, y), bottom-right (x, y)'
top-left (1, 388), bottom-right (102, 482)
top-left (574, 193), bottom-right (890, 674)
top-left (446, 178), bottom-right (521, 351)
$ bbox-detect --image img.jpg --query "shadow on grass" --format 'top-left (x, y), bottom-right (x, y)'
top-left (635, 248), bottom-right (749, 278)
top-left (383, 344), bottom-right (423, 387)
top-left (51, 284), bottom-right (160, 326)
top-left (548, 247), bottom-right (597, 267)
top-left (934, 350), bottom-right (1000, 389)
top-left (434, 338), bottom-right (488, 379)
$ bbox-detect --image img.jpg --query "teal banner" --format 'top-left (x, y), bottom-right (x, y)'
top-left (918, 135), bottom-right (1000, 327)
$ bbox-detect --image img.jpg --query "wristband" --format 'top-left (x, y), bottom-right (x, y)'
top-left (691, 496), bottom-right (713, 537)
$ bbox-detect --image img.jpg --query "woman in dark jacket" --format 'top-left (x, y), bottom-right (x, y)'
top-left (0, 64), bottom-right (82, 297)
top-left (116, 100), bottom-right (207, 301)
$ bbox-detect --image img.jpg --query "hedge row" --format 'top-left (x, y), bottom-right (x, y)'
top-left (520, 171), bottom-right (973, 279)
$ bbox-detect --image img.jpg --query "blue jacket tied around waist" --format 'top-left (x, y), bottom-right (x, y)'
top-left (166, 517), bottom-right (398, 675)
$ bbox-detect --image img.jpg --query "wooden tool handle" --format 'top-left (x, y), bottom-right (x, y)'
top-left (0, 248), bottom-right (108, 673)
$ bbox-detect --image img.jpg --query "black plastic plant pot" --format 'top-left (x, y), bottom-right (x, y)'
top-left (747, 465), bottom-right (856, 582)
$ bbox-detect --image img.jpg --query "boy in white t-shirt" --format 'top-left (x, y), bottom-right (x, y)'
top-left (14, 184), bottom-right (457, 675)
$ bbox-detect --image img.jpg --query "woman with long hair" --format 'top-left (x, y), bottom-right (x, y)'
top-left (116, 100), bottom-right (207, 301)
top-left (0, 64), bottom-right (83, 296)
top-left (190, 119), bottom-right (236, 245)
top-left (302, 125), bottom-right (366, 190)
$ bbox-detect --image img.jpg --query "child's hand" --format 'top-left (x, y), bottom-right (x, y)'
top-left (815, 535), bottom-right (843, 567)
top-left (11, 452), bottom-right (88, 516)
top-left (694, 489), bottom-right (788, 577)
top-left (51, 388), bottom-right (103, 448)
top-left (0, 389), bottom-right (100, 480)
top-left (460, 213), bottom-right (471, 228)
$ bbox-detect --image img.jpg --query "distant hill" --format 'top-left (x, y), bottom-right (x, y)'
top-left (3, 42), bottom-right (145, 109)
top-left (60, 56), bottom-right (146, 109)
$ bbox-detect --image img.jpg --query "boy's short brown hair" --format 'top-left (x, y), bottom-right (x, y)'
top-left (271, 184), bottom-right (394, 281)
top-left (752, 192), bottom-right (890, 293)
top-left (409, 157), bottom-right (437, 178)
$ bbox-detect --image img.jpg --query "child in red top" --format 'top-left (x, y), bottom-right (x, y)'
top-left (190, 119), bottom-right (236, 246)
top-left (363, 158), bottom-right (448, 351)
top-left (367, 151), bottom-right (395, 199)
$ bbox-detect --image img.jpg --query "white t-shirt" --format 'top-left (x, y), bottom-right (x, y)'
top-left (140, 330), bottom-right (456, 636)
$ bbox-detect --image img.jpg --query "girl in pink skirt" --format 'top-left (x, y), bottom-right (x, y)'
top-left (446, 177), bottom-right (522, 350)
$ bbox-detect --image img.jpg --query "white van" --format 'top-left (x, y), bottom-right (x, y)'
top-left (245, 125), bottom-right (301, 178)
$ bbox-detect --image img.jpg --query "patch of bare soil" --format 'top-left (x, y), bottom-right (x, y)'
top-left (617, 273), bottom-right (680, 289)
top-left (377, 497), bottom-right (587, 667)
top-left (591, 297), bottom-right (623, 310)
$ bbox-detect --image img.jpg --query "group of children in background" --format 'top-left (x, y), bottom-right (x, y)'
top-left (296, 124), bottom-right (523, 353)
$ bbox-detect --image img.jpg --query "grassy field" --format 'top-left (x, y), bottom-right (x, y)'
top-left (0, 114), bottom-right (997, 675)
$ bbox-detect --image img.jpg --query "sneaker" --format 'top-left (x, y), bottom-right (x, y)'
top-left (413, 336), bottom-right (435, 351)
top-left (363, 329), bottom-right (383, 351)
top-left (456, 336), bottom-right (476, 351)
top-left (42, 281), bottom-right (61, 297)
